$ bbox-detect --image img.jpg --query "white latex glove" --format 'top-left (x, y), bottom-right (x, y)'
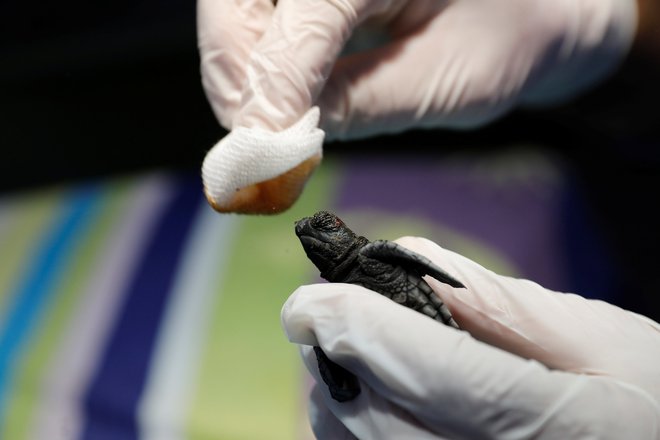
top-left (281, 237), bottom-right (660, 439)
top-left (197, 0), bottom-right (636, 213)
top-left (198, 0), bottom-right (637, 139)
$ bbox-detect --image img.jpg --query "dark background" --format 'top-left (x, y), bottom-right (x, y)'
top-left (2, 0), bottom-right (659, 320)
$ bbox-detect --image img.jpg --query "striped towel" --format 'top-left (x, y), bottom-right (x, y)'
top-left (0, 153), bottom-right (592, 439)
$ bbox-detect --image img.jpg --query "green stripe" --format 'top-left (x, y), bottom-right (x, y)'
top-left (187, 161), bottom-right (339, 440)
top-left (1, 179), bottom-right (133, 440)
top-left (0, 189), bottom-right (65, 323)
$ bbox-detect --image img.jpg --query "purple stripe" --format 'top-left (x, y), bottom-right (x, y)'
top-left (29, 174), bottom-right (173, 440)
top-left (335, 157), bottom-right (568, 291)
top-left (80, 175), bottom-right (203, 440)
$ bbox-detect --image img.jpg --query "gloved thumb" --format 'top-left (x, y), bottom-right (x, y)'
top-left (394, 236), bottom-right (660, 398)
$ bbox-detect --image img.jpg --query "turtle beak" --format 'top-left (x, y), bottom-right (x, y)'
top-left (294, 217), bottom-right (312, 238)
top-left (295, 217), bottom-right (322, 252)
top-left (295, 217), bottom-right (333, 272)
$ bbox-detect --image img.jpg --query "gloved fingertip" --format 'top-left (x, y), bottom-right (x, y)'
top-left (281, 285), bottom-right (321, 345)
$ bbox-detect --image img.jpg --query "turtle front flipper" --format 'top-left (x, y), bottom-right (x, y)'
top-left (313, 346), bottom-right (361, 402)
top-left (360, 240), bottom-right (466, 289)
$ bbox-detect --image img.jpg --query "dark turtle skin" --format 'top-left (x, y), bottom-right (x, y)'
top-left (295, 211), bottom-right (465, 402)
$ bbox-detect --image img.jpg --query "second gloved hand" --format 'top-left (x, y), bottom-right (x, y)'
top-left (198, 0), bottom-right (637, 140)
top-left (282, 237), bottom-right (660, 439)
top-left (197, 0), bottom-right (636, 213)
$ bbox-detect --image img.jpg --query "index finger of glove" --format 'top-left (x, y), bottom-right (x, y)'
top-left (285, 283), bottom-right (660, 439)
top-left (197, 0), bottom-right (274, 128)
top-left (233, 0), bottom-right (396, 131)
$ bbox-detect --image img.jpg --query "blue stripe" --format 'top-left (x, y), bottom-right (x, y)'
top-left (0, 185), bottom-right (102, 425)
top-left (80, 175), bottom-right (204, 440)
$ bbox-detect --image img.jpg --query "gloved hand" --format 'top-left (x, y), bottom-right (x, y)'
top-left (198, 0), bottom-right (636, 214)
top-left (198, 0), bottom-right (637, 140)
top-left (281, 237), bottom-right (660, 439)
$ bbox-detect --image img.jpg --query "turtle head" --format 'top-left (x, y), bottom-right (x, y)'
top-left (295, 211), bottom-right (366, 281)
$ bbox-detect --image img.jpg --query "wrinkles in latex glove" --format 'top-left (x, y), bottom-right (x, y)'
top-left (198, 0), bottom-right (637, 141)
top-left (197, 0), bottom-right (635, 213)
top-left (281, 237), bottom-right (660, 439)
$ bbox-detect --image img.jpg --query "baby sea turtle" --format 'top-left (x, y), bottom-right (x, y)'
top-left (295, 211), bottom-right (465, 402)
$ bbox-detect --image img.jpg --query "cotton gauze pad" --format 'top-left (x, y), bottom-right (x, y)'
top-left (202, 107), bottom-right (324, 214)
